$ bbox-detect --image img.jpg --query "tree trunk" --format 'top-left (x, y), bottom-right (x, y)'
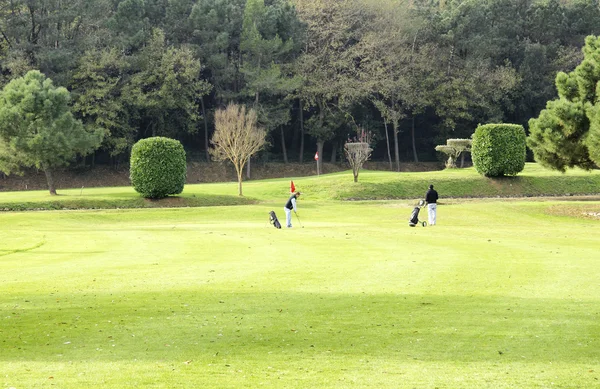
top-left (393, 122), bottom-right (400, 172)
top-left (246, 157), bottom-right (251, 179)
top-left (330, 141), bottom-right (337, 163)
top-left (317, 141), bottom-right (324, 175)
top-left (411, 116), bottom-right (419, 163)
top-left (29, 6), bottom-right (37, 44)
top-left (299, 99), bottom-right (304, 163)
top-left (384, 121), bottom-right (392, 171)
top-left (237, 169), bottom-right (243, 196)
top-left (460, 152), bottom-right (465, 168)
top-left (408, 31), bottom-right (420, 164)
top-left (201, 97), bottom-right (210, 161)
top-left (292, 106), bottom-right (300, 152)
top-left (447, 44), bottom-right (455, 77)
top-left (281, 127), bottom-right (288, 163)
top-left (446, 155), bottom-right (456, 168)
top-left (43, 164), bottom-right (57, 195)
top-left (55, 19), bottom-right (60, 48)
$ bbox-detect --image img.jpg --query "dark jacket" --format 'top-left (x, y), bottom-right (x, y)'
top-left (285, 193), bottom-right (298, 210)
top-left (425, 189), bottom-right (438, 204)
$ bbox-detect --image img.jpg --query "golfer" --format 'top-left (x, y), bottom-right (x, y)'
top-left (425, 184), bottom-right (438, 226)
top-left (284, 191), bottom-right (301, 228)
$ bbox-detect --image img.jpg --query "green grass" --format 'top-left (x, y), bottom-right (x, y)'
top-left (2, 197), bottom-right (600, 388)
top-left (1, 163), bottom-right (599, 211)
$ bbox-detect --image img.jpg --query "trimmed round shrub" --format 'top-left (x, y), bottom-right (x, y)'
top-left (130, 137), bottom-right (187, 198)
top-left (472, 123), bottom-right (526, 177)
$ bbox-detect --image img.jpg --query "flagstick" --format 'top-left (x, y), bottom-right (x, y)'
top-left (314, 151), bottom-right (320, 176)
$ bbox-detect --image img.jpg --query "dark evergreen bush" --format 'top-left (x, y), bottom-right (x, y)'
top-left (472, 124), bottom-right (526, 177)
top-left (130, 137), bottom-right (186, 198)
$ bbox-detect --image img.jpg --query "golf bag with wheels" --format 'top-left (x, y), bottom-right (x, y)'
top-left (269, 210), bottom-right (282, 229)
top-left (408, 200), bottom-right (427, 227)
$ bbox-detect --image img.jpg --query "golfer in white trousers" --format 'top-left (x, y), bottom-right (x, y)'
top-left (425, 184), bottom-right (438, 226)
top-left (284, 192), bottom-right (301, 228)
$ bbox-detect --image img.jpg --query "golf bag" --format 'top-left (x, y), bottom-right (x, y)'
top-left (408, 200), bottom-right (427, 227)
top-left (269, 210), bottom-right (282, 229)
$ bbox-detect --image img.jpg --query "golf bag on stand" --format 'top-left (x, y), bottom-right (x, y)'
top-left (269, 211), bottom-right (282, 229)
top-left (408, 200), bottom-right (427, 227)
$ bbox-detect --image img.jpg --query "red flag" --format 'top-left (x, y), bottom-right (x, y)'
top-left (290, 180), bottom-right (296, 193)
top-left (314, 151), bottom-right (319, 161)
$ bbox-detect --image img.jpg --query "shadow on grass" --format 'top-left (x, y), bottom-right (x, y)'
top-left (0, 194), bottom-right (257, 212)
top-left (0, 241), bottom-right (46, 257)
top-left (2, 290), bottom-right (598, 363)
top-left (338, 175), bottom-right (600, 201)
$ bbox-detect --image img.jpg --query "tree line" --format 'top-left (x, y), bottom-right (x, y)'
top-left (1, 0), bottom-right (599, 172)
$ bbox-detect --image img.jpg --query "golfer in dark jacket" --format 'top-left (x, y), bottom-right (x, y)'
top-left (284, 192), bottom-right (301, 228)
top-left (425, 184), bottom-right (438, 225)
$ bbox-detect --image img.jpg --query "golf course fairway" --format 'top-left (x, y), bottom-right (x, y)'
top-left (1, 197), bottom-right (599, 388)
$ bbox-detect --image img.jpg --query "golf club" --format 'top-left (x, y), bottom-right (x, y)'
top-left (294, 211), bottom-right (304, 228)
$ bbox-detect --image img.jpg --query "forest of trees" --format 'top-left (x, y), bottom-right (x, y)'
top-left (1, 0), bottom-right (599, 171)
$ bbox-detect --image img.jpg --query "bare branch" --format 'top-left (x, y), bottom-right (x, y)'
top-left (210, 103), bottom-right (267, 195)
top-left (344, 128), bottom-right (373, 182)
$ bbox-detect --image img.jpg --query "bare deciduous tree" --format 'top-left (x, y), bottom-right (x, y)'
top-left (344, 128), bottom-right (373, 183)
top-left (210, 103), bottom-right (267, 195)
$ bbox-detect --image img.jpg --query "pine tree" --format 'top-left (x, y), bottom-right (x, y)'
top-left (0, 71), bottom-right (104, 194)
top-left (528, 35), bottom-right (600, 171)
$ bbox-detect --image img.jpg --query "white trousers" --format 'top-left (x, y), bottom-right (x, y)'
top-left (284, 207), bottom-right (292, 227)
top-left (427, 203), bottom-right (437, 225)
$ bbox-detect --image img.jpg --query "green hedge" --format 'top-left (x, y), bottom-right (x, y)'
top-left (130, 137), bottom-right (187, 198)
top-left (472, 123), bottom-right (526, 177)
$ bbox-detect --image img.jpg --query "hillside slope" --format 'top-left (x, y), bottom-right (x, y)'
top-left (0, 164), bottom-right (599, 211)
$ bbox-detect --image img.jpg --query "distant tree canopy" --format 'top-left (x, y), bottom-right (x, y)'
top-left (0, 0), bottom-right (599, 169)
top-left (0, 71), bottom-right (103, 194)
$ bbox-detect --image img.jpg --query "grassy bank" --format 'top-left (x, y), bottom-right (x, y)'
top-left (0, 163), bottom-right (599, 211)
